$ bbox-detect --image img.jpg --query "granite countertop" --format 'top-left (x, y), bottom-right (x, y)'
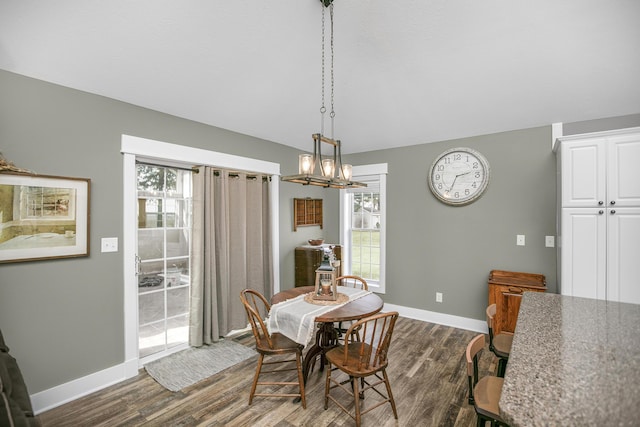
top-left (499, 292), bottom-right (640, 426)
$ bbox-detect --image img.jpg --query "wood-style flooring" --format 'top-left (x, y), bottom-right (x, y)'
top-left (38, 317), bottom-right (499, 426)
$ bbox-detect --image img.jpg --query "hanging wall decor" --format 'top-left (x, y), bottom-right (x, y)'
top-left (0, 173), bottom-right (91, 263)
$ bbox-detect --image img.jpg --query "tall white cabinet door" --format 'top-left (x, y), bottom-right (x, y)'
top-left (561, 208), bottom-right (607, 299)
top-left (607, 207), bottom-right (640, 304)
top-left (608, 133), bottom-right (640, 207)
top-left (561, 138), bottom-right (607, 207)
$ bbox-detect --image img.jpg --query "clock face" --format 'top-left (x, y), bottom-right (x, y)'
top-left (428, 147), bottom-right (490, 206)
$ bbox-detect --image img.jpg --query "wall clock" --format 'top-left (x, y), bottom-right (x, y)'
top-left (428, 147), bottom-right (490, 206)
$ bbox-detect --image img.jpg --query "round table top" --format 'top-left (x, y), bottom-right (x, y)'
top-left (271, 286), bottom-right (384, 323)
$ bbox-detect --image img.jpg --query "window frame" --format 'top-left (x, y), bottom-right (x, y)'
top-left (340, 163), bottom-right (388, 293)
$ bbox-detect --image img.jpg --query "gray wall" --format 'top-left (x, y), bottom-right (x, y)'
top-left (1, 69), bottom-right (636, 399)
top-left (0, 69), bottom-right (331, 393)
top-left (563, 113), bottom-right (640, 136)
top-left (346, 127), bottom-right (559, 319)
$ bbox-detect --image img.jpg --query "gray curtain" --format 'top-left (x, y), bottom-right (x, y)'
top-left (189, 167), bottom-right (273, 346)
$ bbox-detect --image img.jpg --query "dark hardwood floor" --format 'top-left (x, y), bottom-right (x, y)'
top-left (38, 317), bottom-right (498, 426)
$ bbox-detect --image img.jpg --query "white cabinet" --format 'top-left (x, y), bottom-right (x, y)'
top-left (607, 207), bottom-right (640, 304)
top-left (557, 128), bottom-right (640, 304)
top-left (560, 132), bottom-right (640, 208)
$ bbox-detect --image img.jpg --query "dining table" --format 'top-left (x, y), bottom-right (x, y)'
top-left (499, 291), bottom-right (640, 426)
top-left (270, 285), bottom-right (384, 385)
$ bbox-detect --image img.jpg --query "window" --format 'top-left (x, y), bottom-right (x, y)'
top-left (341, 164), bottom-right (387, 293)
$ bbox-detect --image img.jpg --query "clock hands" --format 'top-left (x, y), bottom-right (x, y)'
top-left (446, 170), bottom-right (472, 192)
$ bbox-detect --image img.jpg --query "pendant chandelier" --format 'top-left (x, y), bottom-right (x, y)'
top-left (281, 0), bottom-right (366, 189)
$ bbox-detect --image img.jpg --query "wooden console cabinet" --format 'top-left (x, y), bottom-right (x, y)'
top-left (294, 245), bottom-right (341, 287)
top-left (488, 270), bottom-right (546, 335)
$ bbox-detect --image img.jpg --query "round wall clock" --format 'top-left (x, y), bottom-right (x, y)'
top-left (428, 147), bottom-right (490, 206)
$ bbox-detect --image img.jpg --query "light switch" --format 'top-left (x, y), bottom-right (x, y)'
top-left (516, 235), bottom-right (525, 246)
top-left (101, 237), bottom-right (118, 253)
top-left (545, 236), bottom-right (555, 247)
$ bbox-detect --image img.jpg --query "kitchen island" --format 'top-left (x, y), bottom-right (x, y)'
top-left (499, 292), bottom-right (640, 426)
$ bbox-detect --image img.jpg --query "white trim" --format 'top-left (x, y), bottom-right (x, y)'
top-left (30, 301), bottom-right (484, 414)
top-left (552, 122), bottom-right (563, 151)
top-left (382, 303), bottom-right (488, 334)
top-left (340, 163), bottom-right (388, 293)
top-left (121, 134), bottom-right (280, 175)
top-left (120, 134), bottom-right (281, 373)
top-left (122, 153), bottom-right (139, 377)
top-left (553, 126), bottom-right (640, 151)
top-left (30, 361), bottom-right (135, 415)
top-left (352, 163), bottom-right (388, 176)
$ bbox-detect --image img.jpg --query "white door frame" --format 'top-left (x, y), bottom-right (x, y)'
top-left (121, 134), bottom-right (280, 375)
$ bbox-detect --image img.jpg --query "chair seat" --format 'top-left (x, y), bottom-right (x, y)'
top-left (255, 332), bottom-right (303, 354)
top-left (474, 375), bottom-right (505, 422)
top-left (492, 333), bottom-right (512, 359)
top-left (325, 344), bottom-right (386, 377)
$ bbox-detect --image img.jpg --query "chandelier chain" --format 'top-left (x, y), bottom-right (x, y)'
top-left (320, 6), bottom-right (326, 114)
top-left (329, 3), bottom-right (335, 139)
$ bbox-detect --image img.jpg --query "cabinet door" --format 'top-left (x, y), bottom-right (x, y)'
top-left (561, 138), bottom-right (606, 208)
top-left (607, 207), bottom-right (640, 304)
top-left (608, 133), bottom-right (640, 207)
top-left (497, 286), bottom-right (523, 334)
top-left (560, 208), bottom-right (607, 299)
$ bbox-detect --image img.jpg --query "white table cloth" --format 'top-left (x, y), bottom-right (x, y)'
top-left (267, 286), bottom-right (370, 346)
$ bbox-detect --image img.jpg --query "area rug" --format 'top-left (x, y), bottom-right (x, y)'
top-left (144, 340), bottom-right (257, 391)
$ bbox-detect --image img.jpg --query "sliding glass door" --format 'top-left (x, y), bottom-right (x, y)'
top-left (136, 164), bottom-right (192, 360)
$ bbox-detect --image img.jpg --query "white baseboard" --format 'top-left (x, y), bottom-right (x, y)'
top-left (382, 303), bottom-right (488, 334)
top-left (30, 306), bottom-right (485, 414)
top-left (31, 358), bottom-right (139, 415)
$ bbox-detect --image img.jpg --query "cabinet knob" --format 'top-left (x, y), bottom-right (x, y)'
top-left (598, 201), bottom-right (604, 205)
top-left (611, 210), bottom-right (616, 214)
top-left (599, 210), bottom-right (604, 215)
top-left (610, 200), bottom-right (616, 205)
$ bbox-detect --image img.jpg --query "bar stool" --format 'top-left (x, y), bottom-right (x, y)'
top-left (486, 304), bottom-right (512, 377)
top-left (466, 334), bottom-right (508, 426)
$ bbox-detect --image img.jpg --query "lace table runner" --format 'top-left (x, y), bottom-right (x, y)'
top-left (267, 286), bottom-right (370, 346)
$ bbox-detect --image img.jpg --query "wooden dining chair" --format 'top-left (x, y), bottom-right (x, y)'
top-left (466, 334), bottom-right (508, 427)
top-left (335, 275), bottom-right (369, 342)
top-left (336, 275), bottom-right (369, 291)
top-left (486, 304), bottom-right (512, 377)
top-left (324, 311), bottom-right (399, 427)
top-left (239, 289), bottom-right (306, 408)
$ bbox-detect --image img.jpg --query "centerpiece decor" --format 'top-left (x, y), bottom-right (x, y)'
top-left (313, 251), bottom-right (338, 301)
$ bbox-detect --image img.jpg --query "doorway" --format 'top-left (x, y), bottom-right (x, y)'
top-left (136, 163), bottom-right (193, 360)
top-left (121, 134), bottom-right (281, 374)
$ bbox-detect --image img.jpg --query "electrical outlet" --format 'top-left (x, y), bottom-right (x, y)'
top-left (436, 292), bottom-right (443, 303)
top-left (545, 236), bottom-right (555, 247)
top-left (516, 235), bottom-right (525, 246)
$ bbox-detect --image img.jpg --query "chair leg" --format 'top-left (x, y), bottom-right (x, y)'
top-left (382, 369), bottom-right (398, 419)
top-left (249, 354), bottom-right (264, 405)
top-left (353, 375), bottom-right (361, 427)
top-left (296, 351), bottom-right (307, 409)
top-left (324, 361), bottom-right (331, 410)
top-left (497, 358), bottom-right (508, 377)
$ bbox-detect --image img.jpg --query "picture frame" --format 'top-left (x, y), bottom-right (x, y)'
top-left (0, 173), bottom-right (91, 263)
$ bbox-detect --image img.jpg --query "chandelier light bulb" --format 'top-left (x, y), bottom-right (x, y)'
top-left (341, 164), bottom-right (352, 180)
top-left (299, 154), bottom-right (313, 174)
top-left (322, 158), bottom-right (335, 177)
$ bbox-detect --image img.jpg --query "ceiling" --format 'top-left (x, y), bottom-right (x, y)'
top-left (1, 1), bottom-right (639, 154)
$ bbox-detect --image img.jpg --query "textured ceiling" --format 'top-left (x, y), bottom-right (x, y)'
top-left (1, 1), bottom-right (639, 153)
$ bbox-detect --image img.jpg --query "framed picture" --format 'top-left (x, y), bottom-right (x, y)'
top-left (0, 173), bottom-right (91, 263)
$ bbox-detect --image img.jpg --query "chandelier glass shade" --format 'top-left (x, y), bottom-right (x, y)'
top-left (281, 0), bottom-right (366, 189)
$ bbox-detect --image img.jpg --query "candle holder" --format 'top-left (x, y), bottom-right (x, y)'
top-left (313, 253), bottom-right (337, 301)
